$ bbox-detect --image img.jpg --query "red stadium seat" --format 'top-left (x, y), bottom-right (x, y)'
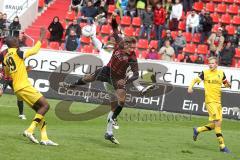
top-left (235, 48), bottom-right (240, 58)
top-left (135, 28), bottom-right (141, 37)
top-left (206, 3), bottom-right (215, 13)
top-left (197, 45), bottom-right (208, 55)
top-left (223, 0), bottom-right (234, 3)
top-left (192, 33), bottom-right (201, 43)
top-left (141, 50), bottom-right (148, 59)
top-left (193, 2), bottom-right (204, 11)
top-left (190, 55), bottom-right (197, 62)
top-left (216, 4), bottom-right (227, 13)
top-left (232, 16), bottom-right (240, 25)
top-left (182, 32), bottom-right (192, 43)
top-left (108, 5), bottom-right (116, 14)
top-left (124, 27), bottom-right (135, 37)
top-left (177, 54), bottom-right (184, 62)
top-left (235, 0), bottom-right (240, 4)
top-left (212, 24), bottom-right (221, 33)
top-left (81, 36), bottom-right (91, 44)
top-left (81, 45), bottom-right (94, 53)
top-left (121, 16), bottom-right (131, 26)
top-left (225, 25), bottom-right (236, 35)
top-left (38, 0), bottom-right (45, 8)
top-left (183, 44), bottom-right (196, 54)
top-left (171, 31), bottom-right (178, 39)
top-left (101, 25), bottom-right (112, 35)
top-left (228, 5), bottom-right (239, 15)
top-left (132, 17), bottom-right (141, 27)
top-left (212, 0), bottom-right (223, 3)
top-left (65, 11), bottom-right (75, 21)
top-left (210, 13), bottom-right (220, 23)
top-left (178, 21), bottom-right (185, 31)
top-left (49, 42), bottom-right (60, 50)
top-left (149, 40), bottom-right (158, 49)
top-left (137, 39), bottom-right (149, 49)
top-left (41, 39), bottom-right (48, 48)
top-left (221, 14), bottom-right (231, 24)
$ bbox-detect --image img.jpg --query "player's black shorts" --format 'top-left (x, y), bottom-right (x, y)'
top-left (93, 66), bottom-right (126, 90)
top-left (0, 79), bottom-right (13, 92)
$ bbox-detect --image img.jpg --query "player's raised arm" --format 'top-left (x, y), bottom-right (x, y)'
top-left (188, 71), bottom-right (204, 93)
top-left (222, 72), bottom-right (231, 88)
top-left (23, 27), bottom-right (46, 59)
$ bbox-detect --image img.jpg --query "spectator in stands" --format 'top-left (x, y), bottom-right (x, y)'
top-left (219, 41), bottom-right (235, 67)
top-left (79, 1), bottom-right (98, 24)
top-left (145, 47), bottom-right (159, 60)
top-left (180, 54), bottom-right (193, 63)
top-left (172, 30), bottom-right (186, 56)
top-left (186, 10), bottom-right (199, 36)
top-left (207, 27), bottom-right (224, 57)
top-left (48, 16), bottom-right (64, 43)
top-left (136, 0), bottom-right (147, 16)
top-left (199, 11), bottom-right (213, 44)
top-left (0, 12), bottom-right (4, 37)
top-left (71, 0), bottom-right (83, 15)
top-left (195, 55), bottom-right (204, 64)
top-left (221, 24), bottom-right (229, 43)
top-left (164, 0), bottom-right (172, 27)
top-left (124, 0), bottom-right (137, 18)
top-left (65, 29), bottom-right (80, 51)
top-left (160, 29), bottom-right (174, 47)
top-left (1, 13), bottom-right (10, 37)
top-left (154, 3), bottom-right (166, 41)
top-left (139, 5), bottom-right (153, 42)
top-left (95, 0), bottom-right (107, 25)
top-left (9, 16), bottom-right (21, 37)
top-left (169, 0), bottom-right (182, 31)
top-left (18, 32), bottom-right (27, 47)
top-left (106, 0), bottom-right (115, 5)
top-left (182, 0), bottom-right (193, 13)
top-left (159, 40), bottom-right (175, 61)
top-left (66, 19), bottom-right (81, 38)
top-left (232, 27), bottom-right (240, 48)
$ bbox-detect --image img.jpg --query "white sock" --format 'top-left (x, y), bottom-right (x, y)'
top-left (133, 81), bottom-right (144, 91)
top-left (106, 111), bottom-right (114, 135)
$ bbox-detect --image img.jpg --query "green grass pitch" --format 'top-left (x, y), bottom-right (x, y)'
top-left (0, 94), bottom-right (239, 160)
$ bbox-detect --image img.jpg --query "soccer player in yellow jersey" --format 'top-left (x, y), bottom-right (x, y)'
top-left (188, 57), bottom-right (231, 153)
top-left (0, 28), bottom-right (58, 146)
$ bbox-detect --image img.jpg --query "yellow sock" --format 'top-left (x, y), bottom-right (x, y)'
top-left (215, 126), bottom-right (225, 149)
top-left (26, 114), bottom-right (43, 134)
top-left (39, 119), bottom-right (49, 141)
top-left (197, 123), bottom-right (215, 133)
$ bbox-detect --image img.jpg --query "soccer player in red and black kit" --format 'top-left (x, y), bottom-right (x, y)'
top-left (0, 40), bottom-right (26, 120)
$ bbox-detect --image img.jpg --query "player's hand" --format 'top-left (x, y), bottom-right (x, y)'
top-left (26, 66), bottom-right (33, 72)
top-left (188, 87), bottom-right (193, 93)
top-left (39, 27), bottom-right (46, 41)
top-left (117, 79), bottom-right (126, 87)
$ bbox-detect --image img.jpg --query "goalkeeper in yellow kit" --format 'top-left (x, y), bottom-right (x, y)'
top-left (188, 57), bottom-right (231, 153)
top-left (0, 28), bottom-right (58, 146)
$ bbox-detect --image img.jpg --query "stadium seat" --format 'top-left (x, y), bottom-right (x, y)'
top-left (205, 3), bottom-right (215, 13)
top-left (192, 33), bottom-right (201, 43)
top-left (227, 5), bottom-right (239, 15)
top-left (212, 24), bottom-right (221, 33)
top-left (80, 36), bottom-right (91, 44)
top-left (65, 11), bottom-right (75, 21)
top-left (121, 16), bottom-right (131, 26)
top-left (81, 45), bottom-right (94, 53)
top-left (178, 21), bottom-right (185, 31)
top-left (141, 50), bottom-right (148, 59)
top-left (182, 32), bottom-right (192, 43)
top-left (124, 27), bottom-right (135, 37)
top-left (221, 14), bottom-right (231, 24)
top-left (232, 16), bottom-right (240, 25)
top-left (171, 31), bottom-right (178, 39)
top-left (149, 40), bottom-right (158, 49)
top-left (132, 17), bottom-right (141, 27)
top-left (137, 39), bottom-right (149, 49)
top-left (41, 39), bottom-right (48, 48)
top-left (108, 5), bottom-right (116, 14)
top-left (212, 0), bottom-right (223, 3)
top-left (135, 28), bottom-right (141, 37)
top-left (225, 25), bottom-right (236, 35)
top-left (49, 42), bottom-right (60, 50)
top-left (38, 0), bottom-right (45, 8)
top-left (183, 43), bottom-right (196, 54)
top-left (196, 45), bottom-right (208, 55)
top-left (216, 4), bottom-right (227, 13)
top-left (60, 21), bottom-right (68, 30)
top-left (223, 0), bottom-right (234, 3)
top-left (161, 30), bottom-right (166, 38)
top-left (177, 54), bottom-right (184, 62)
top-left (101, 25), bottom-right (112, 35)
top-left (193, 2), bottom-right (204, 11)
top-left (235, 0), bottom-right (240, 4)
top-left (210, 13), bottom-right (219, 23)
top-left (190, 55), bottom-right (197, 62)
top-left (235, 48), bottom-right (240, 58)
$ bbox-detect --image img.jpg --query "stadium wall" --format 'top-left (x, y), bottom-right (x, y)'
top-left (4, 49), bottom-right (240, 120)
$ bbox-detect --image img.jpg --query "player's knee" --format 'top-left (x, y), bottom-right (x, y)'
top-left (83, 74), bottom-right (95, 82)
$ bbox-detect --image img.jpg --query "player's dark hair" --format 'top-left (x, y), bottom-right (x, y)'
top-left (5, 36), bottom-right (19, 48)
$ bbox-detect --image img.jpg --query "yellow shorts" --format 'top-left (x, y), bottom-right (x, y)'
top-left (206, 102), bottom-right (222, 121)
top-left (15, 86), bottom-right (43, 107)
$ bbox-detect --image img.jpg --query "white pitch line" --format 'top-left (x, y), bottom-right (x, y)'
top-left (0, 104), bottom-right (16, 108)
